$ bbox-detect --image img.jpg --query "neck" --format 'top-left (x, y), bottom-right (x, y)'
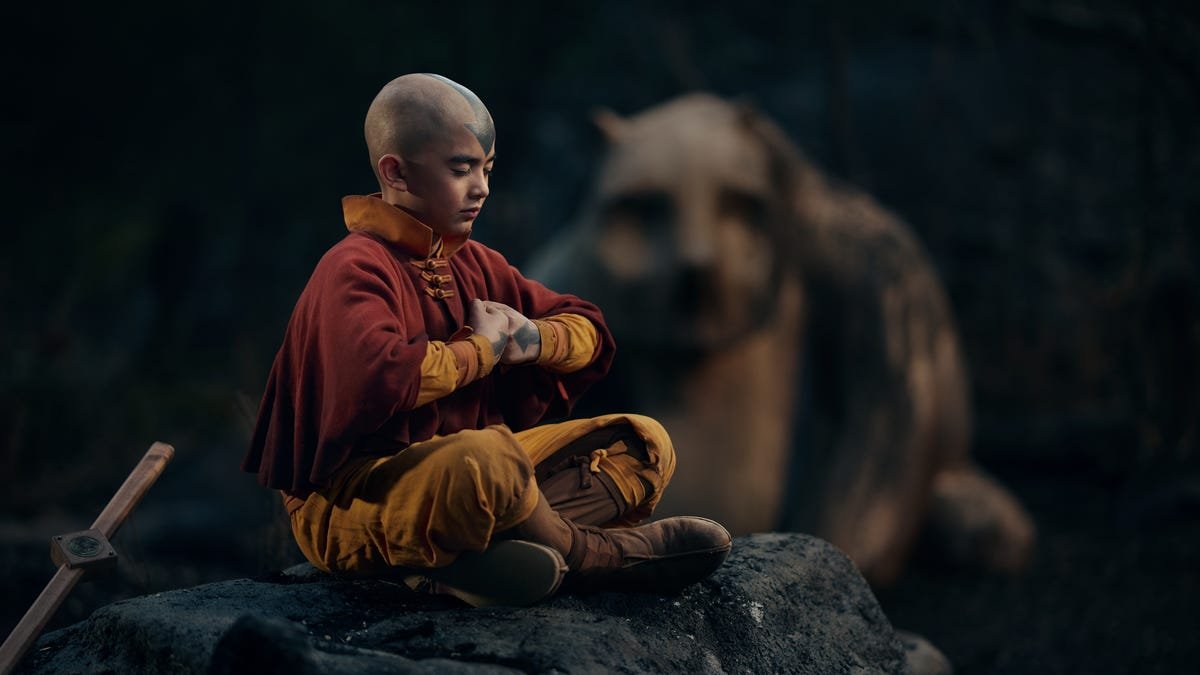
top-left (379, 186), bottom-right (407, 209)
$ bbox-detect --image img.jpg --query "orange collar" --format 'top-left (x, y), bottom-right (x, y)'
top-left (341, 193), bottom-right (471, 259)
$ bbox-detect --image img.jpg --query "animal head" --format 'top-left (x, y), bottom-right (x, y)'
top-left (577, 94), bottom-right (806, 356)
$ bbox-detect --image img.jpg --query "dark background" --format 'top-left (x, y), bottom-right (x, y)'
top-left (1, 1), bottom-right (1197, 673)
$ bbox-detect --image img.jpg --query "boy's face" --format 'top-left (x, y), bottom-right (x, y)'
top-left (403, 124), bottom-right (495, 239)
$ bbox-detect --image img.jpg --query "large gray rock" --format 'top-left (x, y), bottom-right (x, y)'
top-left (22, 534), bottom-right (914, 674)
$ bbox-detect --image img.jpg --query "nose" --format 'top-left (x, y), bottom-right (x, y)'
top-left (678, 199), bottom-right (716, 271)
top-left (470, 172), bottom-right (489, 200)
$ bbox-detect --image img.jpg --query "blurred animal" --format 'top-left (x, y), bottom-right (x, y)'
top-left (529, 94), bottom-right (1034, 585)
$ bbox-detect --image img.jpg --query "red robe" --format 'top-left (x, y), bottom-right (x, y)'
top-left (243, 201), bottom-right (615, 498)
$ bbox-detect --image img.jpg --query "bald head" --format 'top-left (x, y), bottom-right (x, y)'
top-left (365, 73), bottom-right (495, 184)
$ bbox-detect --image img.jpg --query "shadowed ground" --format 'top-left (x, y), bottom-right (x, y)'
top-left (20, 534), bottom-right (909, 674)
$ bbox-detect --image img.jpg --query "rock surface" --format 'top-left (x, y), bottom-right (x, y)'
top-left (22, 534), bottom-right (913, 674)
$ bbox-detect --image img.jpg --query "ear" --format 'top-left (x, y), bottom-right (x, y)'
top-left (591, 108), bottom-right (629, 144)
top-left (377, 154), bottom-right (408, 192)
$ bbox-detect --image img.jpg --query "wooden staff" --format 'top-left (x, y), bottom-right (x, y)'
top-left (0, 442), bottom-right (174, 675)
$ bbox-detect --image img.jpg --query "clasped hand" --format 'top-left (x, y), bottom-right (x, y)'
top-left (466, 299), bottom-right (541, 365)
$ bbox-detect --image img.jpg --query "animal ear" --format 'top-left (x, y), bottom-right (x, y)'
top-left (731, 95), bottom-right (763, 127)
top-left (591, 108), bottom-right (629, 144)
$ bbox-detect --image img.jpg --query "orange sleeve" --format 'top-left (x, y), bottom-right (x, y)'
top-left (534, 313), bottom-right (600, 374)
top-left (414, 334), bottom-right (497, 407)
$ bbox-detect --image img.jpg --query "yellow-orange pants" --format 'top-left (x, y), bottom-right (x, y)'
top-left (288, 414), bottom-right (676, 575)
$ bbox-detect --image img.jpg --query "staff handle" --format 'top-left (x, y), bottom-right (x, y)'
top-left (0, 442), bottom-right (174, 675)
top-left (91, 442), bottom-right (174, 538)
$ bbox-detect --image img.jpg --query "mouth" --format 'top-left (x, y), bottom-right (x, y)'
top-left (460, 206), bottom-right (482, 219)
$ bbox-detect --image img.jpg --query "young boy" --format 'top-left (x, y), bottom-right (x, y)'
top-left (243, 73), bottom-right (731, 606)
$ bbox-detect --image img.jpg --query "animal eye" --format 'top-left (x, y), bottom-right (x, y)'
top-left (717, 190), bottom-right (767, 230)
top-left (602, 193), bottom-right (673, 230)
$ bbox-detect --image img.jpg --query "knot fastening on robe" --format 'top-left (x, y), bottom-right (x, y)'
top-left (412, 260), bottom-right (456, 301)
top-left (410, 258), bottom-right (449, 272)
top-left (420, 271), bottom-right (454, 284)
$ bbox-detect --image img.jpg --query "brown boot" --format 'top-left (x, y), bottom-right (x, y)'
top-left (504, 490), bottom-right (732, 594)
top-left (402, 539), bottom-right (568, 608)
top-left (402, 470), bottom-right (601, 607)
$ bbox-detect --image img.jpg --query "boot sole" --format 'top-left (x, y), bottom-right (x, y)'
top-left (606, 545), bottom-right (732, 594)
top-left (566, 527), bottom-right (733, 595)
top-left (418, 540), bottom-right (568, 608)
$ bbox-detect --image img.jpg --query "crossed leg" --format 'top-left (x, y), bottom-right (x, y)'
top-left (515, 413), bottom-right (676, 527)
